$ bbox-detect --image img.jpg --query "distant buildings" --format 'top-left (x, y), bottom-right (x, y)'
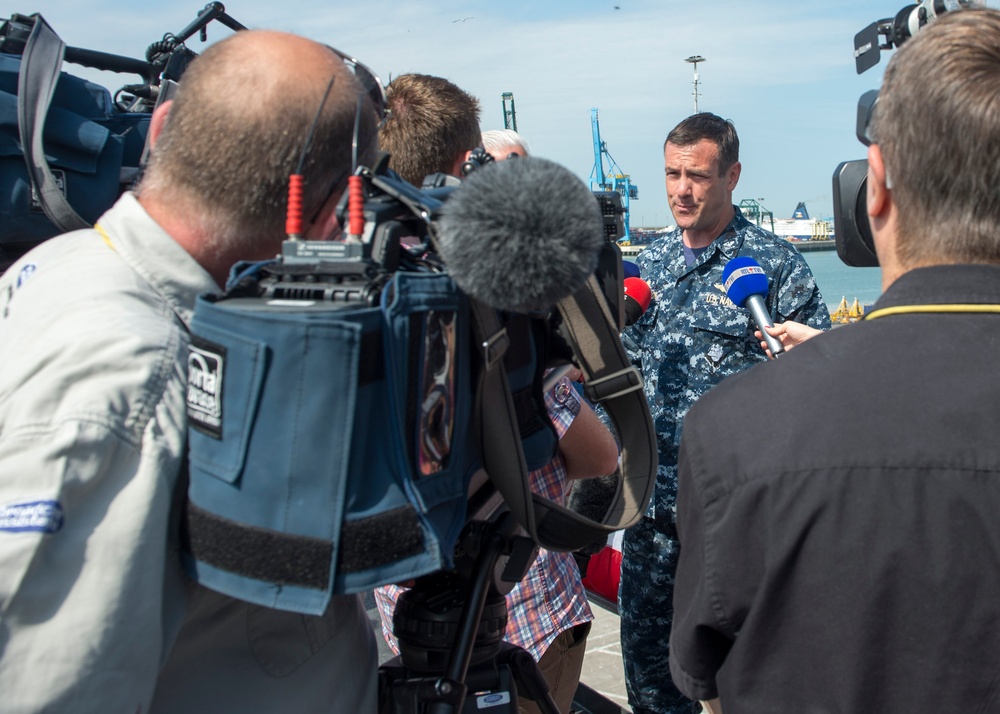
top-left (625, 201), bottom-right (833, 246)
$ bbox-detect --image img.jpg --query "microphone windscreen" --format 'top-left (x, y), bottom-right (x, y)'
top-left (435, 157), bottom-right (605, 313)
top-left (623, 277), bottom-right (652, 326)
top-left (722, 256), bottom-right (769, 308)
top-left (622, 260), bottom-right (641, 280)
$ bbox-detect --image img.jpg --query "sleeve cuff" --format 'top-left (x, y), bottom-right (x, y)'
top-left (669, 651), bottom-right (719, 703)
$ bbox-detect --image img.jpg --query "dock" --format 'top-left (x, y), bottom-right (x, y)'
top-left (791, 239), bottom-right (836, 252)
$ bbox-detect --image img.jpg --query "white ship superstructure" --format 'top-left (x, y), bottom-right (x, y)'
top-left (770, 202), bottom-right (833, 242)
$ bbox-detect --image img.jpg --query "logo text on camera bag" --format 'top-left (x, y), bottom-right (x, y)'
top-left (187, 336), bottom-right (225, 439)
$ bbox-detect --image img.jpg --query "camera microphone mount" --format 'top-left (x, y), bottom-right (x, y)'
top-left (853, 0), bottom-right (981, 74)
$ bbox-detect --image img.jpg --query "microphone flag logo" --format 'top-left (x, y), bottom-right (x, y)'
top-left (723, 264), bottom-right (766, 294)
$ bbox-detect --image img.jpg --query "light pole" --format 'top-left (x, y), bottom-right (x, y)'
top-left (685, 55), bottom-right (705, 112)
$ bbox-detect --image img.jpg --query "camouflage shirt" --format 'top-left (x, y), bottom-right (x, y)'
top-left (623, 207), bottom-right (831, 529)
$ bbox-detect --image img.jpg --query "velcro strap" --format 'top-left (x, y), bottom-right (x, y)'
top-left (338, 506), bottom-right (426, 574)
top-left (182, 502), bottom-right (426, 589)
top-left (182, 502), bottom-right (332, 590)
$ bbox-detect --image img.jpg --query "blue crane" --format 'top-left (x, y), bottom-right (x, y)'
top-left (589, 108), bottom-right (638, 242)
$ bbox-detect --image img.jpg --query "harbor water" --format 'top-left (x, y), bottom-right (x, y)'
top-left (798, 248), bottom-right (882, 312)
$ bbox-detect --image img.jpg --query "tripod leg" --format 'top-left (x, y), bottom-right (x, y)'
top-left (499, 644), bottom-right (561, 714)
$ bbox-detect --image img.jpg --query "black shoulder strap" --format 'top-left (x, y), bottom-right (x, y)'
top-left (469, 274), bottom-right (656, 552)
top-left (16, 14), bottom-right (91, 233)
top-left (468, 298), bottom-right (539, 535)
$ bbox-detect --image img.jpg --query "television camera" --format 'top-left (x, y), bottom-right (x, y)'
top-left (0, 2), bottom-right (244, 110)
top-left (832, 0), bottom-right (981, 267)
top-left (185, 137), bottom-right (655, 713)
top-left (0, 4), bottom-right (246, 268)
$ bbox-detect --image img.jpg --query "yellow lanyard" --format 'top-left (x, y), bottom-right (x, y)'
top-left (94, 222), bottom-right (116, 252)
top-left (864, 304), bottom-right (1000, 320)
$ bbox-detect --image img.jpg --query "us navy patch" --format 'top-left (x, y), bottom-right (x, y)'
top-left (0, 499), bottom-right (64, 533)
top-left (703, 283), bottom-right (737, 308)
top-left (187, 336), bottom-right (225, 439)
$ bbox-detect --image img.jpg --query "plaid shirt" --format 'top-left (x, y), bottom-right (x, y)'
top-left (374, 376), bottom-right (594, 661)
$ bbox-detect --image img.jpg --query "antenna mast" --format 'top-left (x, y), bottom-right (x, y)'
top-left (685, 55), bottom-right (706, 112)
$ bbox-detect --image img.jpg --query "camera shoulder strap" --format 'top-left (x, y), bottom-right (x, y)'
top-left (16, 14), bottom-right (90, 233)
top-left (468, 297), bottom-right (539, 535)
top-left (468, 274), bottom-right (656, 552)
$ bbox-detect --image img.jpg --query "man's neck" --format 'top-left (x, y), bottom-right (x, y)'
top-left (138, 192), bottom-right (226, 289)
top-left (682, 204), bottom-right (735, 250)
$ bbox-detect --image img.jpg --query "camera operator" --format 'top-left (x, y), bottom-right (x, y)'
top-left (0, 31), bottom-right (380, 712)
top-left (373, 80), bottom-right (619, 712)
top-left (669, 7), bottom-right (1000, 712)
top-left (377, 72), bottom-right (483, 185)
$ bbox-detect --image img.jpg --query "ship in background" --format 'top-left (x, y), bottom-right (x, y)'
top-left (739, 200), bottom-right (836, 251)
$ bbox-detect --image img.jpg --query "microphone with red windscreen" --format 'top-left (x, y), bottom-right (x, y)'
top-left (623, 277), bottom-right (652, 326)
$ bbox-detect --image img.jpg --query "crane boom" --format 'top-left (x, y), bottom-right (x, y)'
top-left (589, 108), bottom-right (638, 241)
top-left (502, 92), bottom-right (517, 131)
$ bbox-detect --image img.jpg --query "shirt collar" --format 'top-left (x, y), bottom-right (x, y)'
top-left (96, 193), bottom-right (219, 329)
top-left (875, 264), bottom-right (1000, 312)
top-left (658, 205), bottom-right (748, 277)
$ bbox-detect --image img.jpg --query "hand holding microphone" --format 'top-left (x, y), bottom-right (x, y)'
top-left (754, 321), bottom-right (823, 357)
top-left (722, 256), bottom-right (784, 358)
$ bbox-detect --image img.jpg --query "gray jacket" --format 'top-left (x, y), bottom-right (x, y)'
top-left (0, 193), bottom-right (376, 713)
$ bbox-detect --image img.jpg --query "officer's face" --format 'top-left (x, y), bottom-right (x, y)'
top-left (664, 139), bottom-right (740, 240)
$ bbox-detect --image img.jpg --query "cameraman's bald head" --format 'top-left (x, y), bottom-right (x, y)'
top-left (139, 30), bottom-right (379, 272)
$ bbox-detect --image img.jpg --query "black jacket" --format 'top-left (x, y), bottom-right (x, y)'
top-left (670, 264), bottom-right (1000, 713)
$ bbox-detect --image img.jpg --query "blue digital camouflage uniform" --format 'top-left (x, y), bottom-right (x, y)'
top-left (619, 207), bottom-right (831, 714)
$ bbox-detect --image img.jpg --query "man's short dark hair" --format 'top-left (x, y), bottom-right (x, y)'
top-left (664, 113), bottom-right (740, 175)
top-left (379, 73), bottom-right (481, 186)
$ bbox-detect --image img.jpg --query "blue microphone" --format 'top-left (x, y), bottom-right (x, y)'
top-left (722, 256), bottom-right (784, 358)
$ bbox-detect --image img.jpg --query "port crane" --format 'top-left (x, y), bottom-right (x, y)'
top-left (738, 198), bottom-right (775, 232)
top-left (589, 108), bottom-right (638, 241)
top-left (502, 92), bottom-right (517, 131)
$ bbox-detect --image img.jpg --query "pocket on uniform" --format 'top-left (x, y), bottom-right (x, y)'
top-left (689, 302), bottom-right (751, 374)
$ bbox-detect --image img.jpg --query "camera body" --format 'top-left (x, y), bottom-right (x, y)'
top-left (0, 6), bottom-right (244, 269)
top-left (182, 157), bottom-right (636, 615)
top-left (831, 89), bottom-right (881, 267)
top-left (832, 1), bottom-right (980, 267)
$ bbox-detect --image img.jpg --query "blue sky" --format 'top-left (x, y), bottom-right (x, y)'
top-left (16, 0), bottom-right (991, 225)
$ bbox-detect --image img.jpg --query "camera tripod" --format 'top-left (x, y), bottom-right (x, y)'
top-left (377, 511), bottom-right (561, 714)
